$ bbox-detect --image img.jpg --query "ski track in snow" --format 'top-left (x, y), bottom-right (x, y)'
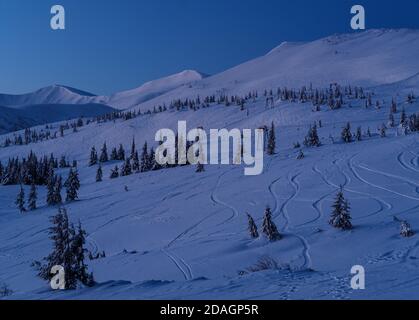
top-left (397, 151), bottom-right (419, 174)
top-left (161, 248), bottom-right (190, 281)
top-left (160, 168), bottom-right (241, 281)
top-left (314, 157), bottom-right (392, 220)
top-left (349, 156), bottom-right (419, 201)
top-left (210, 169), bottom-right (240, 227)
top-left (357, 163), bottom-right (419, 193)
top-left (268, 172), bottom-right (312, 270)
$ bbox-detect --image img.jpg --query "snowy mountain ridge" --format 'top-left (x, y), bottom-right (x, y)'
top-left (0, 70), bottom-right (208, 111)
top-left (3, 28), bottom-right (419, 112)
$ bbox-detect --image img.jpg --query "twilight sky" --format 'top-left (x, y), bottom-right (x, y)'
top-left (1, 0), bottom-right (419, 95)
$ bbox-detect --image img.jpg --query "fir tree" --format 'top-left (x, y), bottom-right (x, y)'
top-left (110, 147), bottom-right (118, 161)
top-left (388, 113), bottom-right (395, 127)
top-left (54, 175), bottom-right (63, 204)
top-left (110, 166), bottom-right (119, 179)
top-left (341, 122), bottom-right (353, 143)
top-left (296, 149), bottom-right (305, 160)
top-left (329, 187), bottom-right (352, 230)
top-left (28, 183), bottom-right (37, 211)
top-left (247, 213), bottom-right (259, 239)
top-left (148, 147), bottom-right (156, 170)
top-left (65, 169), bottom-right (80, 202)
top-left (400, 108), bottom-right (407, 125)
top-left (121, 158), bottom-right (132, 176)
top-left (380, 124), bottom-right (387, 138)
top-left (356, 126), bottom-right (362, 141)
top-left (261, 207), bottom-right (281, 241)
top-left (140, 142), bottom-right (149, 172)
top-left (267, 122), bottom-right (276, 155)
top-left (70, 222), bottom-right (95, 287)
top-left (39, 208), bottom-right (94, 289)
top-left (38, 208), bottom-right (72, 285)
top-left (15, 185), bottom-right (26, 213)
top-left (391, 99), bottom-right (397, 114)
top-left (132, 151), bottom-right (140, 172)
top-left (96, 165), bottom-right (103, 182)
top-left (304, 125), bottom-right (321, 147)
top-left (130, 137), bottom-right (136, 159)
top-left (89, 147), bottom-right (98, 166)
top-left (46, 175), bottom-right (56, 206)
top-left (99, 143), bottom-right (108, 163)
top-left (117, 144), bottom-right (125, 161)
top-left (400, 220), bottom-right (414, 238)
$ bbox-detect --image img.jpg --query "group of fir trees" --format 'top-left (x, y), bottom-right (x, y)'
top-left (38, 208), bottom-right (94, 290)
top-left (92, 137), bottom-right (208, 182)
top-left (1, 117), bottom-right (90, 149)
top-left (246, 188), bottom-right (353, 240)
top-left (0, 152), bottom-right (73, 186)
top-left (247, 207), bottom-right (281, 241)
top-left (16, 168), bottom-right (80, 213)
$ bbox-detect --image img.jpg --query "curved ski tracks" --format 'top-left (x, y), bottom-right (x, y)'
top-left (269, 173), bottom-right (312, 270)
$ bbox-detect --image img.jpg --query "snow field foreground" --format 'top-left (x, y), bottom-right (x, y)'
top-left (0, 85), bottom-right (418, 299)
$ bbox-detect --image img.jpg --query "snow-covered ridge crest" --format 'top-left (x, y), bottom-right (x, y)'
top-left (0, 70), bottom-right (207, 111)
top-left (106, 70), bottom-right (207, 109)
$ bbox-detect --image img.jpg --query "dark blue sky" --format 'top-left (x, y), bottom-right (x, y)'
top-left (1, 0), bottom-right (419, 95)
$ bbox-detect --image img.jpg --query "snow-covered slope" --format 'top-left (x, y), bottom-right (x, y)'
top-left (375, 72), bottom-right (419, 96)
top-left (106, 70), bottom-right (207, 109)
top-left (134, 29), bottom-right (419, 111)
top-left (1, 80), bottom-right (418, 299)
top-left (214, 28), bottom-right (419, 90)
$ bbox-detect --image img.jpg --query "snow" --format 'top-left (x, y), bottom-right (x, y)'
top-left (106, 70), bottom-right (207, 109)
top-left (1, 29), bottom-right (419, 300)
top-left (0, 85), bottom-right (100, 108)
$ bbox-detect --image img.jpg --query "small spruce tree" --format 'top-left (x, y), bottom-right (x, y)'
top-left (329, 187), bottom-right (352, 230)
top-left (28, 183), bottom-right (37, 211)
top-left (341, 122), bottom-right (353, 143)
top-left (99, 143), bottom-right (109, 163)
top-left (110, 166), bottom-right (119, 179)
top-left (16, 185), bottom-right (26, 213)
top-left (247, 213), bottom-right (259, 239)
top-left (96, 165), bottom-right (103, 182)
top-left (261, 207), bottom-right (281, 241)
top-left (89, 147), bottom-right (98, 166)
top-left (400, 220), bottom-right (414, 238)
top-left (267, 122), bottom-right (276, 155)
top-left (65, 169), bottom-right (80, 202)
